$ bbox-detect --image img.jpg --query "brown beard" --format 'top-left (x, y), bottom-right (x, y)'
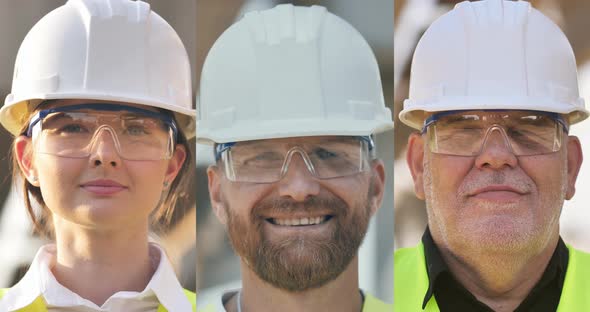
top-left (224, 188), bottom-right (372, 292)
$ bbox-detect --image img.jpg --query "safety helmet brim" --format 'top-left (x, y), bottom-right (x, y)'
top-left (196, 118), bottom-right (394, 144)
top-left (400, 96), bottom-right (588, 130)
top-left (1, 94), bottom-right (195, 138)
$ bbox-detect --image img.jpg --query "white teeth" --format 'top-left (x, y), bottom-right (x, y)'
top-left (273, 216), bottom-right (327, 226)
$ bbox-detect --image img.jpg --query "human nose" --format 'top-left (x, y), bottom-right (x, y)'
top-left (88, 126), bottom-right (121, 167)
top-left (475, 126), bottom-right (518, 169)
top-left (278, 150), bottom-right (320, 202)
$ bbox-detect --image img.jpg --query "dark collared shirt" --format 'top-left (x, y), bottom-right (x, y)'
top-left (422, 228), bottom-right (569, 312)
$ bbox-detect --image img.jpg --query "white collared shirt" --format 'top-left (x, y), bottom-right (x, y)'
top-left (0, 243), bottom-right (192, 312)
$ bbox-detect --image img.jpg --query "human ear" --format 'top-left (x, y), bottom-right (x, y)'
top-left (207, 165), bottom-right (228, 225)
top-left (163, 145), bottom-right (187, 187)
top-left (14, 136), bottom-right (39, 186)
top-left (565, 135), bottom-right (583, 200)
top-left (407, 133), bottom-right (426, 200)
top-left (368, 159), bottom-right (386, 217)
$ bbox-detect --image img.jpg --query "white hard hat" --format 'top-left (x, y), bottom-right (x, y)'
top-left (197, 4), bottom-right (393, 144)
top-left (400, 0), bottom-right (588, 130)
top-left (0, 0), bottom-right (195, 138)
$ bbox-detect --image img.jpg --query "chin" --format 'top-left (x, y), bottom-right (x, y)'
top-left (455, 217), bottom-right (540, 253)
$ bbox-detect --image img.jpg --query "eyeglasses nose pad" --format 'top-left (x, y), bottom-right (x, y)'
top-left (87, 125), bottom-right (122, 154)
top-left (480, 125), bottom-right (514, 153)
top-left (280, 147), bottom-right (317, 179)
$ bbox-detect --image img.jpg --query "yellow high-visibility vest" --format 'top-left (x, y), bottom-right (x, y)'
top-left (394, 242), bottom-right (590, 311)
top-left (0, 288), bottom-right (196, 312)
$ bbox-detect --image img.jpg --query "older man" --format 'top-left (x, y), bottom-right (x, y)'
top-left (197, 4), bottom-right (394, 312)
top-left (395, 0), bottom-right (590, 311)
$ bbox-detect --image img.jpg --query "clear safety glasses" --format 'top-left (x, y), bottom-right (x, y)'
top-left (216, 136), bottom-right (374, 183)
top-left (26, 104), bottom-right (178, 161)
top-left (422, 110), bottom-right (568, 156)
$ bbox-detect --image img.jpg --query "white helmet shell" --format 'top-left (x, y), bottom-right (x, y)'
top-left (0, 0), bottom-right (195, 138)
top-left (197, 4), bottom-right (393, 144)
top-left (400, 0), bottom-right (588, 130)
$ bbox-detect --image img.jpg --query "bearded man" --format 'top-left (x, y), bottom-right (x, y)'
top-left (197, 4), bottom-right (394, 312)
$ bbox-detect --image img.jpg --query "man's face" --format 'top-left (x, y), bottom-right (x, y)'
top-left (208, 136), bottom-right (384, 291)
top-left (407, 110), bottom-right (582, 257)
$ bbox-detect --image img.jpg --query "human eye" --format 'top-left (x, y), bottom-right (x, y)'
top-left (59, 123), bottom-right (88, 133)
top-left (124, 120), bottom-right (152, 136)
top-left (41, 113), bottom-right (86, 134)
top-left (507, 126), bottom-right (554, 149)
top-left (242, 151), bottom-right (283, 166)
top-left (313, 147), bottom-right (340, 160)
top-left (435, 125), bottom-right (481, 143)
top-left (126, 125), bottom-right (149, 136)
top-left (45, 122), bottom-right (90, 136)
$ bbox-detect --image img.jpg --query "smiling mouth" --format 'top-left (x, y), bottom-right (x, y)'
top-left (267, 216), bottom-right (332, 226)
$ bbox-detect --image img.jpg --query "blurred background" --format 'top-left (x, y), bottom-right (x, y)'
top-left (195, 0), bottom-right (394, 306)
top-left (0, 0), bottom-right (197, 291)
top-left (394, 0), bottom-right (590, 252)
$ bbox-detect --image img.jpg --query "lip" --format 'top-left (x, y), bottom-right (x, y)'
top-left (268, 215), bottom-right (332, 226)
top-left (468, 185), bottom-right (527, 201)
top-left (263, 217), bottom-right (335, 237)
top-left (80, 179), bottom-right (127, 195)
top-left (261, 211), bottom-right (335, 229)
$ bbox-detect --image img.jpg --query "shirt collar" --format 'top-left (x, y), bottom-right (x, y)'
top-left (421, 228), bottom-right (448, 309)
top-left (148, 243), bottom-right (193, 312)
top-left (421, 227), bottom-right (570, 309)
top-left (1, 243), bottom-right (191, 312)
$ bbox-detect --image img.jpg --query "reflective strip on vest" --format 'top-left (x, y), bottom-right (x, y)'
top-left (394, 242), bottom-right (590, 311)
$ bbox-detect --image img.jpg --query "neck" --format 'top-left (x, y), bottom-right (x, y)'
top-left (227, 257), bottom-right (362, 312)
top-left (435, 232), bottom-right (559, 312)
top-left (51, 216), bottom-right (154, 306)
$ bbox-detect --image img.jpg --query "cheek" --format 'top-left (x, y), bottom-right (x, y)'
top-left (221, 182), bottom-right (271, 219)
top-left (126, 161), bottom-right (169, 202)
top-left (220, 175), bottom-right (370, 219)
top-left (36, 155), bottom-right (82, 183)
top-left (519, 155), bottom-right (568, 209)
top-left (35, 156), bottom-right (86, 205)
top-left (321, 176), bottom-right (369, 209)
top-left (424, 155), bottom-right (472, 206)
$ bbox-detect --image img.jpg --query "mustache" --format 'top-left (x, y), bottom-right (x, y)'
top-left (251, 194), bottom-right (349, 219)
top-left (459, 171), bottom-right (533, 196)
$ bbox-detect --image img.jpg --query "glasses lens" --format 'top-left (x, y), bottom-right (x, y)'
top-left (504, 115), bottom-right (563, 155)
top-left (427, 114), bottom-right (485, 156)
top-left (33, 111), bottom-right (174, 160)
top-left (426, 112), bottom-right (563, 156)
top-left (116, 115), bottom-right (173, 160)
top-left (224, 140), bottom-right (285, 183)
top-left (308, 138), bottom-right (368, 179)
top-left (223, 137), bottom-right (370, 183)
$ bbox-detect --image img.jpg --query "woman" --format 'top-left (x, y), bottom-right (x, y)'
top-left (0, 0), bottom-right (196, 311)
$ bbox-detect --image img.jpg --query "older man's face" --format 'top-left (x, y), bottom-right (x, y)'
top-left (208, 136), bottom-right (384, 291)
top-left (407, 110), bottom-right (582, 257)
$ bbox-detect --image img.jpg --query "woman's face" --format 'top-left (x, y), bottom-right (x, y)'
top-left (15, 100), bottom-right (186, 232)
